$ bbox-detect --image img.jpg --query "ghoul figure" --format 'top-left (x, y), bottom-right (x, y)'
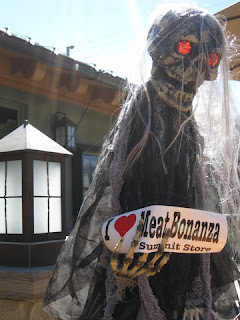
top-left (44, 6), bottom-right (240, 320)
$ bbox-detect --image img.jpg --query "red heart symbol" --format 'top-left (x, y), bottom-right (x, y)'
top-left (114, 214), bottom-right (136, 237)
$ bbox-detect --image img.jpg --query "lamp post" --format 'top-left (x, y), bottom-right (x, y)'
top-left (0, 120), bottom-right (72, 267)
top-left (66, 45), bottom-right (74, 57)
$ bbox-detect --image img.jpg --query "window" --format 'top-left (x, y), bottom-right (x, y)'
top-left (0, 106), bottom-right (18, 139)
top-left (82, 154), bottom-right (98, 198)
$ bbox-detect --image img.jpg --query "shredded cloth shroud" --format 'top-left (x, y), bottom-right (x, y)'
top-left (44, 84), bottom-right (239, 320)
top-left (44, 7), bottom-right (239, 320)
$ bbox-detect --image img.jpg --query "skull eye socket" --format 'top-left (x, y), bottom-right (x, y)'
top-left (206, 52), bottom-right (219, 67)
top-left (177, 40), bottom-right (192, 55)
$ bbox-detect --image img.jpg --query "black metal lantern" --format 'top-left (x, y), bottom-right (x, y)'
top-left (55, 114), bottom-right (77, 151)
top-left (0, 120), bottom-right (72, 267)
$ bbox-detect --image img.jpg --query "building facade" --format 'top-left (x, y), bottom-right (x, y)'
top-left (0, 30), bottom-right (124, 232)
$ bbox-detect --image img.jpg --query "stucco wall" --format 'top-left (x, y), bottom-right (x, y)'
top-left (0, 83), bottom-right (116, 232)
top-left (0, 84), bottom-right (115, 148)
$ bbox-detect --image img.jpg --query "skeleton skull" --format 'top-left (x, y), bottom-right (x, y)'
top-left (148, 8), bottom-right (225, 111)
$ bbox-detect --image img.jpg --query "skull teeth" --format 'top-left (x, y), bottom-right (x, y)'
top-left (151, 79), bottom-right (194, 111)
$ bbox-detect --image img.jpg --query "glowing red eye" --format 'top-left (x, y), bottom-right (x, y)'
top-left (206, 52), bottom-right (219, 67)
top-left (177, 40), bottom-right (192, 55)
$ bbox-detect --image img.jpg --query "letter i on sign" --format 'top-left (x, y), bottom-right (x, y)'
top-left (105, 218), bottom-right (114, 240)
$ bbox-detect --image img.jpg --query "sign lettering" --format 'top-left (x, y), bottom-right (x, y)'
top-left (102, 205), bottom-right (228, 254)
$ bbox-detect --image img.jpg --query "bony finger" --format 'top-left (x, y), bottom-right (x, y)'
top-left (110, 237), bottom-right (124, 273)
top-left (132, 265), bottom-right (148, 279)
top-left (146, 228), bottom-right (171, 277)
top-left (183, 309), bottom-right (188, 320)
top-left (126, 219), bottom-right (144, 260)
top-left (127, 252), bottom-right (149, 277)
top-left (159, 228), bottom-right (170, 252)
top-left (119, 219), bottom-right (144, 276)
top-left (135, 219), bottom-right (144, 238)
top-left (146, 252), bottom-right (171, 277)
top-left (189, 309), bottom-right (194, 320)
top-left (210, 309), bottom-right (222, 320)
top-left (114, 237), bottom-right (124, 254)
top-left (195, 310), bottom-right (200, 320)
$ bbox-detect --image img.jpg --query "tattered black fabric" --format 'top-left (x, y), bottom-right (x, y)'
top-left (44, 7), bottom-right (240, 320)
top-left (44, 84), bottom-right (238, 320)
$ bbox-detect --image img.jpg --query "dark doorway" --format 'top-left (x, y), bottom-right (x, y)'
top-left (0, 106), bottom-right (18, 139)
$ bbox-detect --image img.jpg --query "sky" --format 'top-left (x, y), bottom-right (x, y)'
top-left (0, 0), bottom-right (238, 82)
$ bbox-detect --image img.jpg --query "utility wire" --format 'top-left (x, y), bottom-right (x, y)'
top-left (66, 72), bottom-right (103, 148)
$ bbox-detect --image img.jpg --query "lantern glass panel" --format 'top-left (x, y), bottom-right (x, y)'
top-left (6, 160), bottom-right (22, 196)
top-left (0, 160), bottom-right (23, 234)
top-left (0, 199), bottom-right (5, 233)
top-left (0, 162), bottom-right (5, 196)
top-left (49, 198), bottom-right (62, 232)
top-left (82, 155), bottom-right (98, 198)
top-left (49, 162), bottom-right (61, 196)
top-left (56, 126), bottom-right (65, 147)
top-left (83, 174), bottom-right (90, 188)
top-left (34, 198), bottom-right (48, 234)
top-left (33, 160), bottom-right (62, 234)
top-left (67, 126), bottom-right (75, 148)
top-left (34, 160), bottom-right (48, 196)
top-left (6, 198), bottom-right (22, 234)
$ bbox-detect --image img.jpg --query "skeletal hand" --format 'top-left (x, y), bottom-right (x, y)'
top-left (183, 308), bottom-right (224, 320)
top-left (110, 219), bottom-right (171, 279)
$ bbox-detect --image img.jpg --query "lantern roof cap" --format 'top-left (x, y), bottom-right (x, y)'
top-left (0, 120), bottom-right (72, 155)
